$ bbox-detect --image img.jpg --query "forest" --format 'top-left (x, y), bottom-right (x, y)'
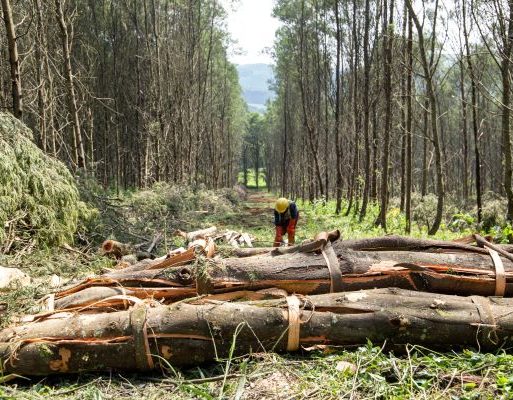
top-left (2, 0), bottom-right (513, 235)
top-left (262, 0), bottom-right (513, 235)
top-left (1, 0), bottom-right (246, 190)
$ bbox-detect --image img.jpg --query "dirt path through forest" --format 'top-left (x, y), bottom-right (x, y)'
top-left (239, 190), bottom-right (276, 226)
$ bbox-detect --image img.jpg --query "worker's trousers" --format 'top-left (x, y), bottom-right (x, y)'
top-left (274, 218), bottom-right (298, 247)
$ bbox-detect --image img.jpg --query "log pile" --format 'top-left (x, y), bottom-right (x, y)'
top-left (38, 232), bottom-right (513, 313)
top-left (1, 231), bottom-right (513, 376)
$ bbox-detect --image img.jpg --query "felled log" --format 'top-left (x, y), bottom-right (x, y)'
top-left (198, 247), bottom-right (513, 297)
top-left (175, 226), bottom-right (217, 242)
top-left (231, 234), bottom-right (497, 257)
top-left (101, 240), bottom-right (134, 259)
top-left (42, 250), bottom-right (513, 310)
top-left (1, 288), bottom-right (512, 375)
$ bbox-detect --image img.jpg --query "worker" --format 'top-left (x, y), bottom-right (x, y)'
top-left (274, 197), bottom-right (299, 247)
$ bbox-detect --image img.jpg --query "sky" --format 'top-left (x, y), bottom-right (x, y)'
top-left (221, 0), bottom-right (281, 65)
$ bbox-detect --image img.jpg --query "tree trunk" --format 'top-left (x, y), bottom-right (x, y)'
top-left (405, 11), bottom-right (413, 233)
top-left (501, 2), bottom-right (513, 220)
top-left (458, 57), bottom-right (469, 201)
top-left (400, 4), bottom-right (408, 212)
top-left (462, 0), bottom-right (482, 221)
top-left (334, 2), bottom-right (343, 214)
top-left (1, 0), bottom-right (22, 118)
top-left (55, 0), bottom-right (87, 171)
top-left (406, 0), bottom-right (444, 235)
top-left (376, 0), bottom-right (394, 229)
top-left (359, 0), bottom-right (371, 221)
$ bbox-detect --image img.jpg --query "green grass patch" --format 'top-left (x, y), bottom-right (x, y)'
top-left (1, 345), bottom-right (511, 399)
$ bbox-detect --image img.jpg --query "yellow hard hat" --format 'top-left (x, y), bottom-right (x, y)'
top-left (275, 198), bottom-right (289, 213)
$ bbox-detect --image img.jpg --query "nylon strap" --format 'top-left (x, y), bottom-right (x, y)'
top-left (470, 295), bottom-right (498, 346)
top-left (130, 304), bottom-right (154, 370)
top-left (321, 242), bottom-right (344, 293)
top-left (286, 295), bottom-right (301, 351)
top-left (485, 245), bottom-right (506, 296)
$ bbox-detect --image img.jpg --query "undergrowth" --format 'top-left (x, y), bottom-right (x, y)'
top-left (80, 180), bottom-right (244, 250)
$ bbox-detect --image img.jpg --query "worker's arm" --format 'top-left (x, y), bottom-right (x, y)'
top-left (289, 202), bottom-right (298, 219)
top-left (274, 210), bottom-right (280, 226)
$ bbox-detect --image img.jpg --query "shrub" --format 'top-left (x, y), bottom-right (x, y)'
top-left (481, 191), bottom-right (508, 231)
top-left (448, 213), bottom-right (474, 232)
top-left (411, 193), bottom-right (438, 231)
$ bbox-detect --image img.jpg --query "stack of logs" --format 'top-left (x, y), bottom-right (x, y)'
top-left (1, 231), bottom-right (513, 376)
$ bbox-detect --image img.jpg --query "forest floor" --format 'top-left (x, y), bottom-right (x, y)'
top-left (2, 189), bottom-right (513, 399)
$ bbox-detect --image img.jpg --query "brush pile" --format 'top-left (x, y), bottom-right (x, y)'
top-left (0, 113), bottom-right (92, 252)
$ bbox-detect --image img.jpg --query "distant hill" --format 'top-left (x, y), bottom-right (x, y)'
top-left (237, 63), bottom-right (275, 113)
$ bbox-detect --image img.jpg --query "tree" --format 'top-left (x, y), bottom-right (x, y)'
top-left (405, 0), bottom-right (444, 235)
top-left (375, 0), bottom-right (395, 230)
top-left (1, 0), bottom-right (22, 118)
top-left (245, 113), bottom-right (266, 189)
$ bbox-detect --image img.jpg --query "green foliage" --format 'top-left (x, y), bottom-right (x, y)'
top-left (0, 113), bottom-right (94, 250)
top-left (448, 213), bottom-right (475, 232)
top-left (292, 197), bottom-right (465, 243)
top-left (411, 193), bottom-right (438, 232)
top-left (129, 182), bottom-right (240, 216)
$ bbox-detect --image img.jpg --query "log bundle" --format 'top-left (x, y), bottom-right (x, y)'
top-left (2, 232), bottom-right (513, 376)
top-left (1, 288), bottom-right (512, 375)
top-left (42, 233), bottom-right (513, 313)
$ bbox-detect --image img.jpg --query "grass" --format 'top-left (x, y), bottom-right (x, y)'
top-left (2, 345), bottom-right (511, 399)
top-left (1, 188), bottom-right (512, 399)
top-left (215, 193), bottom-right (472, 248)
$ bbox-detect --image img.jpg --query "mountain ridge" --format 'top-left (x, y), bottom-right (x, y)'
top-left (237, 63), bottom-right (274, 113)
